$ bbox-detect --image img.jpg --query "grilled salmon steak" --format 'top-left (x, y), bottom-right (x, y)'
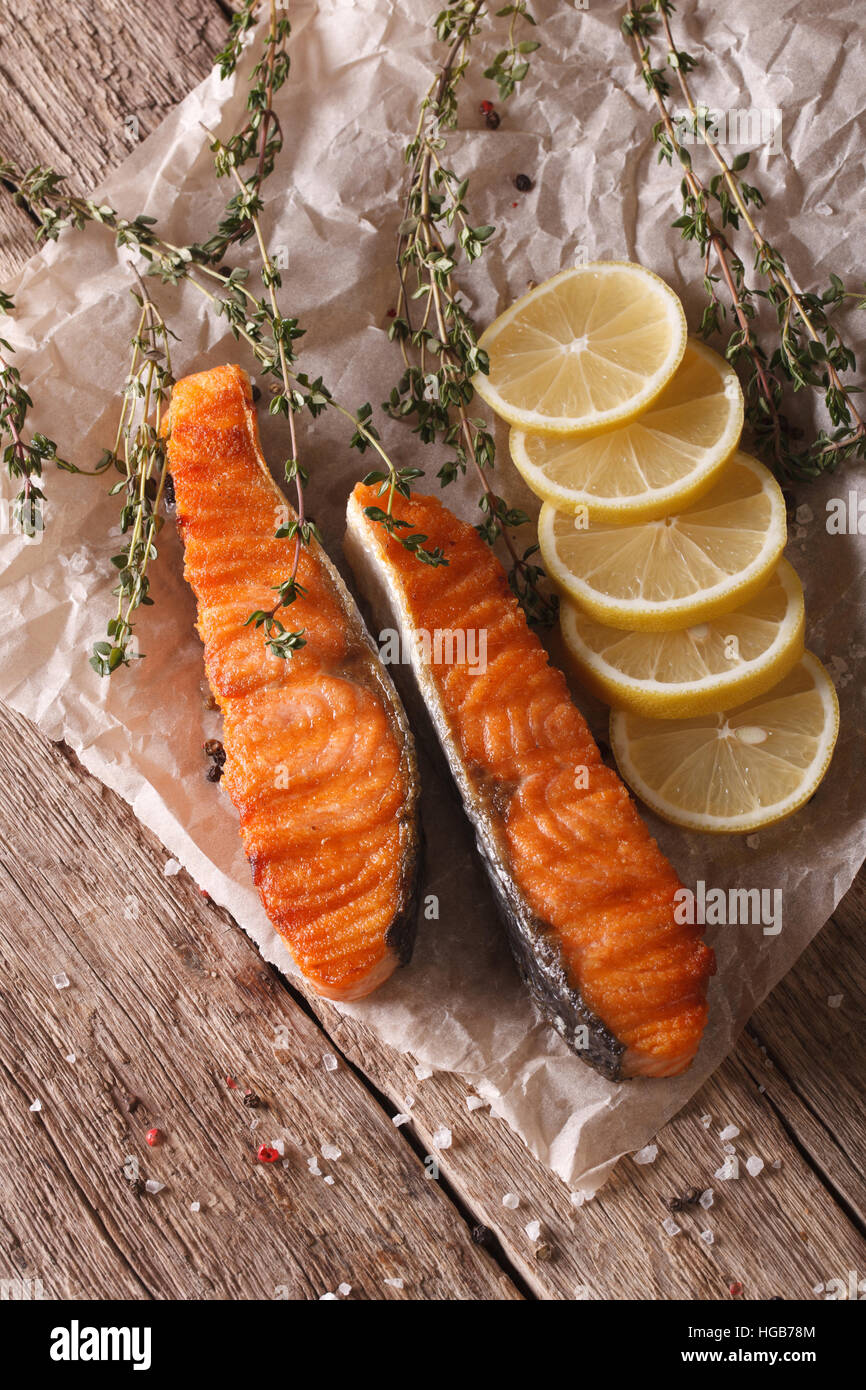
top-left (167, 366), bottom-right (420, 1000)
top-left (346, 485), bottom-right (714, 1079)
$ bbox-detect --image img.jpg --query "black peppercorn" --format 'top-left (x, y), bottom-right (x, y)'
top-left (471, 1223), bottom-right (494, 1247)
top-left (251, 383), bottom-right (262, 403)
top-left (485, 110), bottom-right (501, 130)
top-left (163, 474), bottom-right (175, 507)
top-left (205, 763), bottom-right (223, 783)
top-left (203, 739), bottom-right (226, 765)
top-left (243, 1091), bottom-right (262, 1109)
top-left (514, 174), bottom-right (534, 192)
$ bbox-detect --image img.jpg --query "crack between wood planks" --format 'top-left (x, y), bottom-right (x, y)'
top-left (269, 970), bottom-right (536, 1300)
top-left (743, 1024), bottom-right (866, 1241)
top-left (0, 1054), bottom-right (154, 1299)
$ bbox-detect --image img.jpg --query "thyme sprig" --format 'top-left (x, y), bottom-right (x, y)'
top-left (388, 0), bottom-right (556, 623)
top-left (90, 277), bottom-right (175, 675)
top-left (0, 291), bottom-right (70, 538)
top-left (623, 0), bottom-right (866, 479)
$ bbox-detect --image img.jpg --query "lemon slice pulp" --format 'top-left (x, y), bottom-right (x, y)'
top-left (472, 261), bottom-right (687, 435)
top-left (609, 653), bottom-right (839, 833)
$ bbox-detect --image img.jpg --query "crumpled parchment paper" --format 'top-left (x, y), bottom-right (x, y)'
top-left (1, 0), bottom-right (864, 1193)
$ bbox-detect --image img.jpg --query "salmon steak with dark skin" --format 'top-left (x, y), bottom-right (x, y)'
top-left (167, 365), bottom-right (420, 1001)
top-left (346, 485), bottom-right (715, 1079)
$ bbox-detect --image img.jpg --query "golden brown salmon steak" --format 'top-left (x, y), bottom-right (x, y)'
top-left (346, 484), bottom-right (715, 1079)
top-left (167, 366), bottom-right (419, 1000)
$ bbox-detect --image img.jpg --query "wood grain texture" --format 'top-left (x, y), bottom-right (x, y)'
top-left (0, 0), bottom-right (864, 1302)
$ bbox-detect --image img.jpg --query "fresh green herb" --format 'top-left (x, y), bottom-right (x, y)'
top-left (623, 0), bottom-right (866, 479)
top-left (387, 0), bottom-right (555, 623)
top-left (0, 290), bottom-right (70, 538)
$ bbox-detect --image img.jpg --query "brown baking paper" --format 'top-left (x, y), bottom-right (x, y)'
top-left (1, 0), bottom-right (864, 1194)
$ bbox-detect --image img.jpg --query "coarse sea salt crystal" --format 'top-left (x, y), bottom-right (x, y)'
top-left (466, 1095), bottom-right (485, 1112)
top-left (145, 1180), bottom-right (165, 1194)
top-left (723, 1143), bottom-right (736, 1156)
top-left (771, 1159), bottom-right (783, 1170)
top-left (746, 1155), bottom-right (764, 1176)
top-left (662, 1218), bottom-right (681, 1237)
top-left (432, 1126), bottom-right (452, 1150)
top-left (29, 1100), bottom-right (42, 1113)
top-left (828, 994), bottom-right (844, 1008)
top-left (700, 1114), bottom-right (712, 1129)
top-left (337, 1283), bottom-right (352, 1297)
top-left (699, 1189), bottom-right (714, 1209)
top-left (65, 1053), bottom-right (76, 1064)
top-left (322, 1053), bottom-right (338, 1072)
top-left (163, 858), bottom-right (181, 877)
top-left (320, 1292), bottom-right (338, 1301)
top-left (403, 1096), bottom-right (415, 1110)
top-left (525, 1220), bottom-right (542, 1241)
top-left (719, 1124), bottom-right (740, 1142)
top-left (270, 1139), bottom-right (286, 1157)
top-left (384, 1277), bottom-right (404, 1289)
top-left (190, 1201), bottom-right (201, 1212)
top-left (795, 503), bottom-right (814, 525)
top-left (813, 1282), bottom-right (825, 1294)
top-left (307, 1158), bottom-right (322, 1176)
top-left (413, 1064), bottom-right (433, 1081)
top-left (321, 1143), bottom-right (342, 1161)
top-left (502, 1192), bottom-right (520, 1210)
top-left (700, 1229), bottom-right (714, 1245)
top-left (392, 1113), bottom-right (410, 1127)
top-left (633, 1144), bottom-right (658, 1165)
top-left (714, 1157), bottom-right (739, 1181)
top-left (324, 1175), bottom-right (335, 1186)
top-left (53, 972), bottom-right (70, 990)
top-left (746, 834), bottom-right (760, 849)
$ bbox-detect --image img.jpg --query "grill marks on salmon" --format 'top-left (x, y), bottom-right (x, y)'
top-left (167, 365), bottom-right (419, 1000)
top-left (346, 485), bottom-right (714, 1079)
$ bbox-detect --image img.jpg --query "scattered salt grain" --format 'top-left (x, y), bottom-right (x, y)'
top-left (337, 1283), bottom-right (352, 1297)
top-left (384, 1277), bottom-right (404, 1289)
top-left (163, 858), bottom-right (182, 877)
top-left (324, 1175), bottom-right (335, 1186)
top-left (795, 503), bottom-right (814, 525)
top-left (746, 1155), bottom-right (764, 1177)
top-left (700, 1114), bottom-right (712, 1129)
top-left (321, 1143), bottom-right (342, 1161)
top-left (571, 1189), bottom-right (590, 1208)
top-left (699, 1189), bottom-right (714, 1210)
top-left (700, 1229), bottom-right (714, 1246)
top-left (758, 1085), bottom-right (766, 1094)
top-left (190, 1201), bottom-right (200, 1212)
top-left (828, 994), bottom-right (844, 1009)
top-left (320, 1292), bottom-right (338, 1301)
top-left (662, 1218), bottom-right (681, 1237)
top-left (403, 1096), bottom-right (415, 1110)
top-left (502, 1192), bottom-right (520, 1210)
top-left (413, 1063), bottom-right (433, 1081)
top-left (322, 1053), bottom-right (339, 1072)
top-left (466, 1095), bottom-right (485, 1112)
top-left (723, 1143), bottom-right (736, 1156)
top-left (813, 1282), bottom-right (825, 1295)
top-left (307, 1158), bottom-right (322, 1177)
top-left (145, 1180), bottom-right (165, 1194)
top-left (719, 1124), bottom-right (740, 1142)
top-left (771, 1158), bottom-right (783, 1170)
top-left (715, 1157), bottom-right (739, 1181)
top-left (52, 972), bottom-right (70, 991)
top-left (65, 1053), bottom-right (76, 1064)
top-left (633, 1143), bottom-right (658, 1165)
top-left (269, 1139), bottom-right (286, 1158)
top-left (525, 1220), bottom-right (542, 1241)
top-left (29, 1100), bottom-right (42, 1113)
top-left (392, 1113), bottom-right (411, 1127)
top-left (432, 1126), bottom-right (452, 1150)
top-left (746, 834), bottom-right (760, 849)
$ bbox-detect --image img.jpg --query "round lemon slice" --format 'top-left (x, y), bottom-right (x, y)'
top-left (509, 340), bottom-right (744, 522)
top-left (471, 262), bottom-right (687, 436)
top-left (609, 653), bottom-right (839, 834)
top-left (560, 559), bottom-right (805, 717)
top-left (538, 451), bottom-right (787, 631)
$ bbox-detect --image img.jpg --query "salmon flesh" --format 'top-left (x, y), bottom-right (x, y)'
top-left (167, 366), bottom-right (420, 1000)
top-left (346, 485), bottom-right (715, 1079)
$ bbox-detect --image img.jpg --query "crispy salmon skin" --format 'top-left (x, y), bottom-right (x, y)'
top-left (167, 366), bottom-right (420, 1000)
top-left (346, 485), bottom-right (715, 1079)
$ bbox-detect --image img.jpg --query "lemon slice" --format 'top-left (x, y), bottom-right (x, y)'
top-left (472, 262), bottom-right (687, 435)
top-left (609, 653), bottom-right (839, 833)
top-left (539, 451), bottom-right (787, 631)
top-left (509, 340), bottom-right (744, 522)
top-left (561, 559), bottom-right (805, 718)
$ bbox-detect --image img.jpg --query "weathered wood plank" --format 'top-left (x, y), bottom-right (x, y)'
top-left (0, 702), bottom-right (520, 1301)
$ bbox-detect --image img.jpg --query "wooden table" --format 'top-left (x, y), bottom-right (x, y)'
top-left (1, 1), bottom-right (864, 1302)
